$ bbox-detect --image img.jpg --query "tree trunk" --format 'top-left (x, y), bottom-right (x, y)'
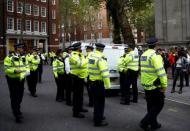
top-left (118, 0), bottom-right (135, 45)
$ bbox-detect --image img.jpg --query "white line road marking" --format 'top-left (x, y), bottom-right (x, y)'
top-left (138, 91), bottom-right (190, 106)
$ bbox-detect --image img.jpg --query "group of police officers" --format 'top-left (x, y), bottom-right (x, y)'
top-left (4, 37), bottom-right (167, 131)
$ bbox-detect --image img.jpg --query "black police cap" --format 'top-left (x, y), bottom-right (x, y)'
top-left (147, 37), bottom-right (158, 45)
top-left (128, 44), bottom-right (135, 49)
top-left (56, 49), bottom-right (62, 55)
top-left (72, 42), bottom-right (81, 50)
top-left (95, 43), bottom-right (105, 49)
top-left (124, 46), bottom-right (129, 51)
top-left (86, 45), bottom-right (94, 50)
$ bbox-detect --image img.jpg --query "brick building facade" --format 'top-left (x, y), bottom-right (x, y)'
top-left (0, 0), bottom-right (60, 60)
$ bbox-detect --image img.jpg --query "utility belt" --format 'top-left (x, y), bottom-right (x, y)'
top-left (90, 80), bottom-right (103, 85)
top-left (153, 78), bottom-right (161, 87)
top-left (143, 78), bottom-right (161, 90)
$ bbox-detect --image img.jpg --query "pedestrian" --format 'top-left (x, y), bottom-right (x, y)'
top-left (120, 44), bottom-right (139, 105)
top-left (26, 48), bottom-right (40, 97)
top-left (168, 49), bottom-right (175, 78)
top-left (52, 49), bottom-right (65, 102)
top-left (70, 42), bottom-right (88, 118)
top-left (86, 45), bottom-right (94, 107)
top-left (140, 37), bottom-right (167, 130)
top-left (4, 44), bottom-right (29, 123)
top-left (171, 49), bottom-right (188, 94)
top-left (88, 43), bottom-right (111, 127)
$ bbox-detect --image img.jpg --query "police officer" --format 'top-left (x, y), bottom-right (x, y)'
top-left (120, 44), bottom-right (139, 105)
top-left (70, 42), bottom-right (88, 118)
top-left (117, 47), bottom-right (129, 102)
top-left (53, 49), bottom-right (65, 102)
top-left (139, 37), bottom-right (167, 130)
top-left (63, 46), bottom-right (73, 106)
top-left (88, 43), bottom-right (111, 127)
top-left (86, 45), bottom-right (94, 107)
top-left (26, 48), bottom-right (40, 97)
top-left (4, 44), bottom-right (29, 123)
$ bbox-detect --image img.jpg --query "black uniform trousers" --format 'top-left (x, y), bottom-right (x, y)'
top-left (38, 64), bottom-right (43, 83)
top-left (27, 70), bottom-right (38, 95)
top-left (124, 69), bottom-right (138, 103)
top-left (141, 88), bottom-right (165, 128)
top-left (184, 71), bottom-right (189, 86)
top-left (6, 76), bottom-right (24, 118)
top-left (173, 68), bottom-right (184, 91)
top-left (119, 71), bottom-right (125, 100)
top-left (55, 74), bottom-right (65, 100)
top-left (86, 76), bottom-right (93, 106)
top-left (90, 80), bottom-right (105, 124)
top-left (64, 74), bottom-right (73, 104)
top-left (72, 75), bottom-right (84, 115)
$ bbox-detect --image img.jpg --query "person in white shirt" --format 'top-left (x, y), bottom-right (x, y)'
top-left (64, 46), bottom-right (73, 106)
top-left (171, 49), bottom-right (188, 94)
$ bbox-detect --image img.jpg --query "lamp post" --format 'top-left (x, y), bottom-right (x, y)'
top-left (61, 24), bottom-right (65, 49)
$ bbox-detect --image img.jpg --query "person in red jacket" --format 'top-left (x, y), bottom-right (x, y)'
top-left (168, 50), bottom-right (176, 78)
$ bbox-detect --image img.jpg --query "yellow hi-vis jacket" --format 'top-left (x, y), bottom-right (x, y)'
top-left (4, 55), bottom-right (29, 80)
top-left (52, 57), bottom-right (65, 78)
top-left (117, 55), bottom-right (125, 72)
top-left (69, 51), bottom-right (88, 79)
top-left (140, 49), bottom-right (167, 90)
top-left (26, 54), bottom-right (40, 71)
top-left (123, 50), bottom-right (139, 72)
top-left (88, 50), bottom-right (111, 89)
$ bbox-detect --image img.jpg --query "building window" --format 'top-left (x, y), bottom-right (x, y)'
top-left (25, 4), bottom-right (31, 15)
top-left (34, 21), bottom-right (39, 32)
top-left (41, 0), bottom-right (47, 2)
top-left (52, 23), bottom-right (56, 34)
top-left (25, 20), bottom-right (31, 31)
top-left (98, 32), bottom-right (102, 39)
top-left (41, 7), bottom-right (46, 17)
top-left (17, 2), bottom-right (23, 13)
top-left (41, 22), bottom-right (46, 33)
top-left (84, 34), bottom-right (87, 41)
top-left (7, 17), bottom-right (14, 30)
top-left (83, 25), bottom-right (87, 31)
top-left (91, 33), bottom-right (95, 40)
top-left (52, 10), bottom-right (56, 19)
top-left (17, 19), bottom-right (21, 30)
top-left (7, 0), bottom-right (14, 12)
top-left (98, 13), bottom-right (102, 20)
top-left (52, 0), bottom-right (56, 5)
top-left (109, 32), bottom-right (112, 38)
top-left (98, 22), bottom-right (102, 29)
top-left (33, 5), bottom-right (39, 16)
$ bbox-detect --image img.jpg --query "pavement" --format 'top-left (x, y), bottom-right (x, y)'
top-left (0, 65), bottom-right (190, 131)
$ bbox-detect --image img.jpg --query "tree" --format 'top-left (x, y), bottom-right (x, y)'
top-left (59, 0), bottom-right (101, 43)
top-left (106, 0), bottom-right (153, 45)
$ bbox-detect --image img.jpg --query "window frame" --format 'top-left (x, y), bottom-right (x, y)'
top-left (25, 4), bottom-right (32, 15)
top-left (41, 22), bottom-right (47, 33)
top-left (7, 17), bottom-right (14, 30)
top-left (17, 19), bottom-right (22, 31)
top-left (7, 0), bottom-right (14, 12)
top-left (41, 7), bottom-right (47, 17)
top-left (25, 20), bottom-right (31, 32)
